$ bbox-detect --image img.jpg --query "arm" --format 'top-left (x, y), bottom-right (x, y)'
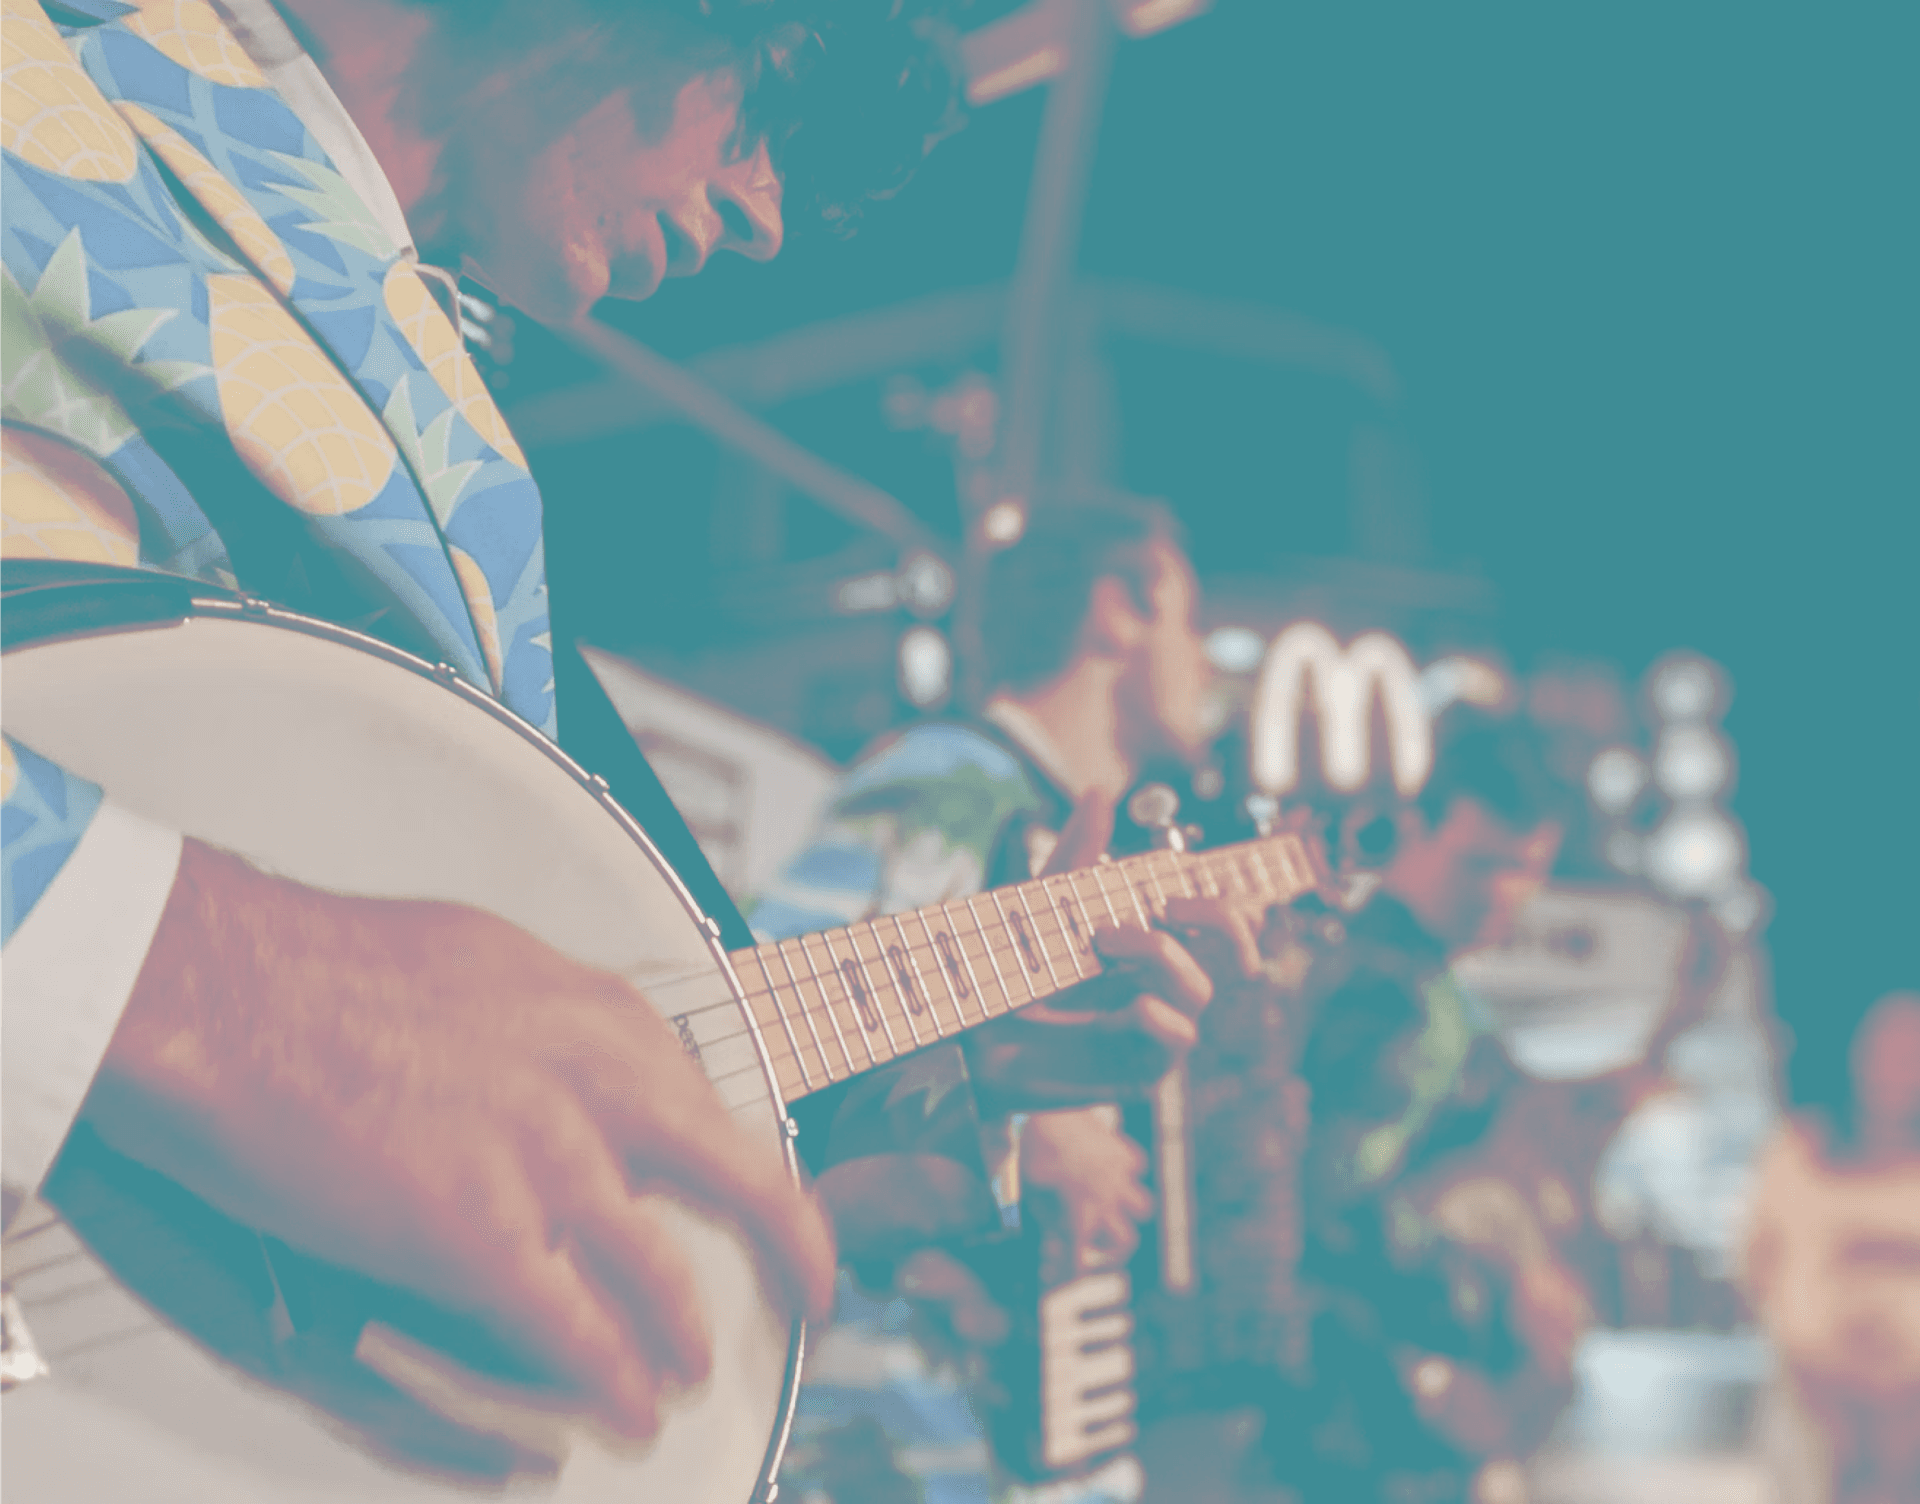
top-left (1, 738), bottom-right (182, 1207)
top-left (77, 837), bottom-right (837, 1438)
top-left (747, 797), bottom-right (1003, 1251)
top-left (754, 775), bottom-right (1233, 1258)
top-left (961, 792), bottom-right (1263, 1111)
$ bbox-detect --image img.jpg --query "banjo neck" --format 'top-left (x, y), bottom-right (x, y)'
top-left (725, 829), bottom-right (1322, 1106)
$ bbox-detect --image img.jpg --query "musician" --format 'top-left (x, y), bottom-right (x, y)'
top-left (1257, 713), bottom-right (1577, 1504)
top-left (753, 494), bottom-right (1266, 1503)
top-left (0, 0), bottom-right (1201, 1452)
top-left (1744, 991), bottom-right (1920, 1504)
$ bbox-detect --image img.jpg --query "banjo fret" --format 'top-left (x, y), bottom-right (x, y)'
top-left (727, 829), bottom-right (1322, 1104)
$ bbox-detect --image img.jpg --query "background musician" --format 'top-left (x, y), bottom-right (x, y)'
top-left (0, 0), bottom-right (1197, 1453)
top-left (1743, 991), bottom-right (1920, 1504)
top-left (1253, 713), bottom-right (1570, 1504)
top-left (752, 493), bottom-right (1273, 1503)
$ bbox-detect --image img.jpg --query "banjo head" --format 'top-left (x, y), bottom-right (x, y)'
top-left (1, 580), bottom-right (802, 1504)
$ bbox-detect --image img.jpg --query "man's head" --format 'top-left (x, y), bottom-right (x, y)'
top-left (978, 496), bottom-right (1212, 767)
top-left (1385, 714), bottom-right (1565, 950)
top-left (341, 0), bottom-right (962, 322)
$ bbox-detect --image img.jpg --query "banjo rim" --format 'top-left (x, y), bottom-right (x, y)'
top-left (0, 560), bottom-right (810, 1503)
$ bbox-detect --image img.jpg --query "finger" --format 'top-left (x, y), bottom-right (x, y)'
top-left (899, 1251), bottom-right (1010, 1348)
top-left (1161, 895), bottom-right (1264, 980)
top-left (520, 1091), bottom-right (712, 1388)
top-left (378, 1114), bottom-right (664, 1436)
top-left (1014, 999), bottom-right (1126, 1028)
top-left (478, 1235), bottom-right (666, 1439)
top-left (1091, 926), bottom-right (1213, 1014)
top-left (816, 1153), bottom-right (998, 1253)
top-left (549, 1017), bottom-right (839, 1325)
top-left (964, 1008), bottom-right (1183, 1107)
top-left (1118, 994), bottom-right (1197, 1053)
top-left (1088, 1187), bottom-right (1154, 1236)
top-left (1079, 1211), bottom-right (1139, 1265)
top-left (1040, 791), bottom-right (1117, 878)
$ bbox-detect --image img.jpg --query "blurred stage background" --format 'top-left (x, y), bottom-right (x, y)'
top-left (475, 4), bottom-right (1915, 1497)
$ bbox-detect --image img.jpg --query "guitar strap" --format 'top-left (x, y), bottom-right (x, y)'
top-left (0, 558), bottom-right (754, 954)
top-left (545, 623), bottom-right (754, 953)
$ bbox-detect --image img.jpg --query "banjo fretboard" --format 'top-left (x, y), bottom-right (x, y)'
top-left (725, 830), bottom-right (1320, 1103)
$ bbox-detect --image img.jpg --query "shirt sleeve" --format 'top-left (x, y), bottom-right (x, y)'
top-left (746, 763), bottom-right (990, 1189)
top-left (3, 740), bottom-right (183, 1198)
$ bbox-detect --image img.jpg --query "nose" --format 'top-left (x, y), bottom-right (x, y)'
top-left (666, 139), bottom-right (784, 279)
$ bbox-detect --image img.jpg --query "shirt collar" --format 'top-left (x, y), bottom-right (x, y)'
top-left (212, 0), bottom-right (418, 262)
top-left (981, 697), bottom-right (1087, 801)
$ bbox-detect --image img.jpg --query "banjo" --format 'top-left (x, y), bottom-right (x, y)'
top-left (0, 563), bottom-right (1324, 1503)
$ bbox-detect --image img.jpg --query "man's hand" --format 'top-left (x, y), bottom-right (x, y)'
top-left (895, 1247), bottom-right (1011, 1396)
top-left (814, 1153), bottom-right (998, 1260)
top-left (1019, 1106), bottom-right (1154, 1270)
top-left (82, 839), bottom-right (837, 1441)
top-left (964, 792), bottom-right (1267, 1110)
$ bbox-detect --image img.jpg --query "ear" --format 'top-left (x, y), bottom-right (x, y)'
top-left (1083, 574), bottom-right (1148, 655)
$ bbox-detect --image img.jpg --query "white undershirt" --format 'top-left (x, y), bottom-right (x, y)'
top-left (1, 5), bottom-right (416, 1207)
top-left (212, 0), bottom-right (417, 261)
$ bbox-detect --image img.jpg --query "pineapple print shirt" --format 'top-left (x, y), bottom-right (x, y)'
top-left (1, 0), bottom-right (551, 1195)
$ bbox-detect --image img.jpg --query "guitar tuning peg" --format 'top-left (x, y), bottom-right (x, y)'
top-left (1128, 782), bottom-right (1186, 852)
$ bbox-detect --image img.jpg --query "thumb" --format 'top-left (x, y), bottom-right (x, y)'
top-left (1040, 791), bottom-right (1116, 878)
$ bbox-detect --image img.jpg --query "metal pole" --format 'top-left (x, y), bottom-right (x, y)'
top-left (992, 0), bottom-right (1117, 516)
top-left (958, 0), bottom-right (1117, 709)
top-left (563, 318), bottom-right (948, 560)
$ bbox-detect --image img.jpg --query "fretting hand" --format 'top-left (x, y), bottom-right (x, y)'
top-left (964, 792), bottom-right (1267, 1111)
top-left (81, 839), bottom-right (838, 1442)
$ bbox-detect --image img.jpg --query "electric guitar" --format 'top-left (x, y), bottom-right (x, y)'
top-left (0, 563), bottom-right (1326, 1504)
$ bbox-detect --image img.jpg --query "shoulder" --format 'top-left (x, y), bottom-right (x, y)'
top-left (748, 724), bottom-right (1042, 939)
top-left (840, 721), bottom-right (1036, 797)
top-left (830, 721), bottom-right (1048, 833)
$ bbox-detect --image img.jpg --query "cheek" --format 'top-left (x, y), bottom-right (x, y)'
top-left (454, 127), bottom-right (602, 320)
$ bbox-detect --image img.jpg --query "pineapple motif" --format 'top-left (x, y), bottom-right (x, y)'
top-left (2, 228), bottom-right (206, 458)
top-left (269, 150), bottom-right (401, 264)
top-left (120, 104), bottom-right (296, 295)
top-left (0, 0), bottom-right (138, 181)
top-left (383, 263), bottom-right (530, 471)
top-left (121, 0), bottom-right (269, 90)
top-left (1, 426), bottom-right (140, 565)
top-left (370, 372), bottom-right (501, 686)
top-left (208, 273), bottom-right (397, 515)
top-left (448, 546), bottom-right (504, 692)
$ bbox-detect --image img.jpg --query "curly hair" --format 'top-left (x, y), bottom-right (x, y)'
top-left (401, 0), bottom-right (969, 231)
top-left (711, 0), bottom-right (969, 232)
